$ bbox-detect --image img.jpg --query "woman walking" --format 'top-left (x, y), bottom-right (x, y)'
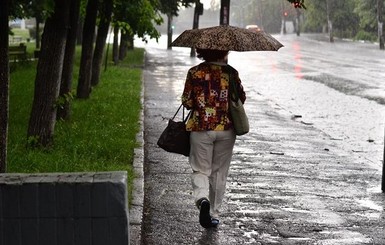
top-left (181, 48), bottom-right (246, 228)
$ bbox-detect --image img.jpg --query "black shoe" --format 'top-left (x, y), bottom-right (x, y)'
top-left (211, 218), bottom-right (219, 228)
top-left (199, 199), bottom-right (219, 228)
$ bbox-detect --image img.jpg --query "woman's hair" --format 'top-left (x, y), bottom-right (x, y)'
top-left (196, 49), bottom-right (229, 62)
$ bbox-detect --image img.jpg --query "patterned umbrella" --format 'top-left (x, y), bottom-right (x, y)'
top-left (171, 25), bottom-right (283, 51)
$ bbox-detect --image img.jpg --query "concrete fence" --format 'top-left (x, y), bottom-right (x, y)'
top-left (0, 171), bottom-right (129, 245)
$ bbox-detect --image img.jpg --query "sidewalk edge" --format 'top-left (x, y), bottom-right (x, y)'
top-left (129, 57), bottom-right (145, 244)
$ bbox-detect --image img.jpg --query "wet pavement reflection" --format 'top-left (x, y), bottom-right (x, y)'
top-left (139, 34), bottom-right (385, 245)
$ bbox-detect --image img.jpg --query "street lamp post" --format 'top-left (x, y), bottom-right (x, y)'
top-left (383, 126), bottom-right (385, 192)
top-left (220, 0), bottom-right (230, 25)
top-left (190, 1), bottom-right (203, 57)
top-left (382, 142), bottom-right (385, 192)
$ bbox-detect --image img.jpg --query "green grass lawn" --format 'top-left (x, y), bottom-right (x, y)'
top-left (8, 47), bottom-right (144, 203)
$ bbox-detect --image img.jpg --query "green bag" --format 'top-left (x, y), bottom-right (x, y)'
top-left (228, 70), bottom-right (249, 136)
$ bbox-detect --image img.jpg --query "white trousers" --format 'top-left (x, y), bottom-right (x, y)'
top-left (189, 130), bottom-right (236, 217)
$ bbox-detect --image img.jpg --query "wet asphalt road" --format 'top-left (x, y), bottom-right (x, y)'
top-left (232, 33), bottom-right (385, 167)
top-left (140, 34), bottom-right (385, 244)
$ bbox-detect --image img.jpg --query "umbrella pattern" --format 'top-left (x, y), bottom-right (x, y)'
top-left (171, 25), bottom-right (284, 52)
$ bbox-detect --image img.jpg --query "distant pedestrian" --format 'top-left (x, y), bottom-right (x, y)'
top-left (181, 48), bottom-right (246, 228)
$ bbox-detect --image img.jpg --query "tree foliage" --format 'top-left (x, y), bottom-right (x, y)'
top-left (303, 0), bottom-right (359, 37)
top-left (301, 0), bottom-right (327, 32)
top-left (9, 0), bottom-right (54, 21)
top-left (114, 0), bottom-right (163, 42)
top-left (332, 0), bottom-right (359, 37)
top-left (286, 0), bottom-right (306, 9)
top-left (354, 0), bottom-right (383, 32)
top-left (158, 0), bottom-right (195, 17)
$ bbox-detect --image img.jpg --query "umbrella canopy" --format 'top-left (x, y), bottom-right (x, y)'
top-left (171, 25), bottom-right (283, 52)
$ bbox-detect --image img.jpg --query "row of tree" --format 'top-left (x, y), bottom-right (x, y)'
top-left (302, 0), bottom-right (384, 47)
top-left (0, 0), bottom-right (315, 173)
top-left (0, 0), bottom-right (198, 173)
top-left (229, 0), bottom-right (384, 48)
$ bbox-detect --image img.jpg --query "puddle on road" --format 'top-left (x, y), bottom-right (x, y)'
top-left (366, 185), bottom-right (383, 193)
top-left (287, 237), bottom-right (313, 242)
top-left (233, 146), bottom-right (257, 154)
top-left (255, 233), bottom-right (281, 244)
top-left (242, 230), bottom-right (258, 244)
top-left (281, 207), bottom-right (313, 214)
top-left (357, 199), bottom-right (383, 212)
top-left (235, 209), bottom-right (284, 216)
top-left (319, 230), bottom-right (372, 245)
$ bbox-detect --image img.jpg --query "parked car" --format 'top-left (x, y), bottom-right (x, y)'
top-left (245, 24), bottom-right (262, 32)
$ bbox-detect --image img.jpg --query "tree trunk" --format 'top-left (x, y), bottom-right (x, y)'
top-left (296, 8), bottom-right (300, 36)
top-left (0, 0), bottom-right (9, 172)
top-left (112, 25), bottom-right (119, 65)
top-left (91, 0), bottom-right (113, 87)
top-left (378, 0), bottom-right (384, 50)
top-left (77, 0), bottom-right (98, 99)
top-left (35, 16), bottom-right (42, 49)
top-left (119, 31), bottom-right (129, 60)
top-left (167, 14), bottom-right (173, 50)
top-left (281, 0), bottom-right (287, 35)
top-left (57, 0), bottom-right (81, 121)
top-left (128, 34), bottom-right (134, 50)
top-left (27, 0), bottom-right (71, 147)
top-left (326, 0), bottom-right (334, 42)
top-left (76, 19), bottom-right (83, 45)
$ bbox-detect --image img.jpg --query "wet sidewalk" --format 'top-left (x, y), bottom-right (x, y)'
top-left (137, 46), bottom-right (385, 245)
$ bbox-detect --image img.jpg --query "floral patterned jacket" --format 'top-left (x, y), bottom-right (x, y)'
top-left (181, 62), bottom-right (246, 131)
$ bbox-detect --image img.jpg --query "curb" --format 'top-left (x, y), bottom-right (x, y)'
top-left (129, 69), bottom-right (145, 245)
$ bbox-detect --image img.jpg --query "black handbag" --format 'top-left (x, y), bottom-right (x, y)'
top-left (157, 104), bottom-right (191, 157)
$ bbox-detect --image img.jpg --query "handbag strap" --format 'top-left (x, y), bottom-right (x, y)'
top-left (172, 104), bottom-right (183, 120)
top-left (172, 104), bottom-right (192, 122)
